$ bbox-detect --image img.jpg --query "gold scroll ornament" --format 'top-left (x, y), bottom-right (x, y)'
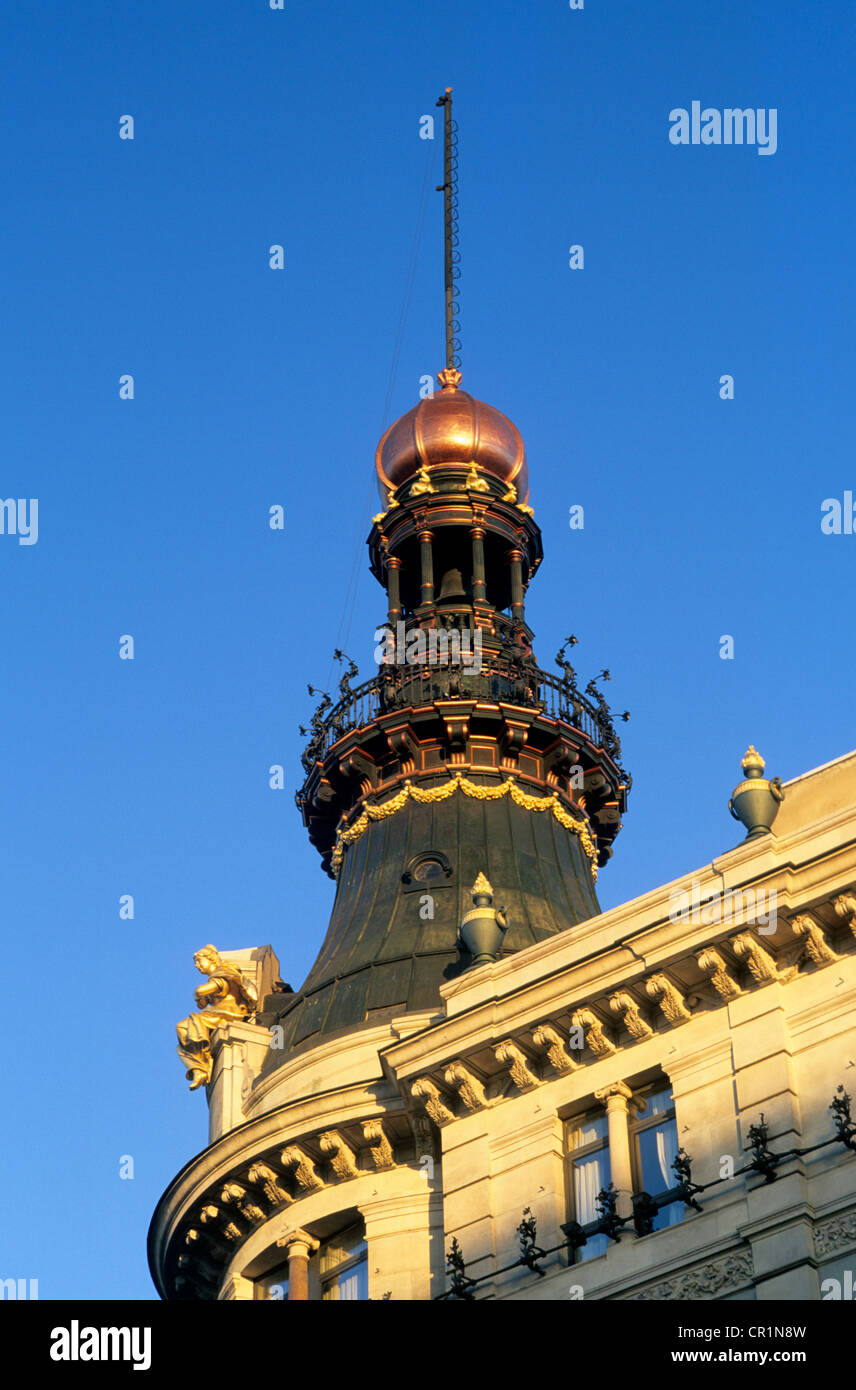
top-left (330, 773), bottom-right (598, 880)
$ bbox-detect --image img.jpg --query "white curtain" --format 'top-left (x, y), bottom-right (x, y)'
top-left (655, 1120), bottom-right (683, 1226)
top-left (573, 1150), bottom-right (607, 1223)
top-left (655, 1120), bottom-right (679, 1191)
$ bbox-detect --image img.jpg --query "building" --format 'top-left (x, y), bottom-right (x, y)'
top-left (147, 359), bottom-right (856, 1302)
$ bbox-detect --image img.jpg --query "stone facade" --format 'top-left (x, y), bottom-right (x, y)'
top-left (148, 750), bottom-right (856, 1300)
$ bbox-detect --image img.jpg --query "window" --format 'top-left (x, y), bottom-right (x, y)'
top-left (320, 1224), bottom-right (368, 1301)
top-left (254, 1264), bottom-right (289, 1300)
top-left (630, 1085), bottom-right (683, 1232)
top-left (566, 1111), bottom-right (611, 1261)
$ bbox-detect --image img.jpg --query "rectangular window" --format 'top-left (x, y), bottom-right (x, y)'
top-left (630, 1085), bottom-right (683, 1231)
top-left (566, 1112), bottom-right (611, 1261)
top-left (320, 1224), bottom-right (369, 1301)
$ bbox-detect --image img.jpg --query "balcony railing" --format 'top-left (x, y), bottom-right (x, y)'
top-left (298, 660), bottom-right (614, 774)
top-left (434, 1085), bottom-right (856, 1299)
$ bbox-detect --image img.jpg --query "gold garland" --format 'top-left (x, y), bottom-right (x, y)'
top-left (329, 773), bottom-right (598, 881)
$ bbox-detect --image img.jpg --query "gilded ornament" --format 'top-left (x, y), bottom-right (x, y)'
top-left (175, 946), bottom-right (258, 1091)
top-left (464, 461), bottom-right (490, 492)
top-left (329, 773), bottom-right (598, 880)
top-left (411, 464), bottom-right (437, 495)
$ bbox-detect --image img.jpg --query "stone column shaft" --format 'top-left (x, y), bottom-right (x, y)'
top-left (277, 1229), bottom-right (319, 1302)
top-left (596, 1082), bottom-right (634, 1221)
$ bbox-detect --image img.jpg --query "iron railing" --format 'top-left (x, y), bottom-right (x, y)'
top-left (433, 1086), bottom-right (856, 1299)
top-left (299, 661), bottom-right (612, 772)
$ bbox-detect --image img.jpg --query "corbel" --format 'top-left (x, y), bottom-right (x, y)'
top-left (531, 1022), bottom-right (580, 1072)
top-left (645, 974), bottom-right (692, 1024)
top-left (319, 1130), bottom-right (360, 1181)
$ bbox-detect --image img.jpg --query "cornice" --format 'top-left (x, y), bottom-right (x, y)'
top-left (382, 891), bottom-right (856, 1131)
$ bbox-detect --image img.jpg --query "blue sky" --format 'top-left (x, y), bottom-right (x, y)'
top-left (1, 0), bottom-right (853, 1298)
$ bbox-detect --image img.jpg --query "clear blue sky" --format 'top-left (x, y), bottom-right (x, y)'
top-left (1, 0), bottom-right (853, 1299)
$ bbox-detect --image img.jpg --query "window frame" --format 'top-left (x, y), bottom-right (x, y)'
top-left (628, 1083), bottom-right (684, 1234)
top-left (563, 1109), bottom-right (611, 1263)
top-left (319, 1222), bottom-right (369, 1301)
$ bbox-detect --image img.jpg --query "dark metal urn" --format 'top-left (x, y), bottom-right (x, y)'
top-left (459, 872), bottom-right (508, 966)
top-left (729, 746), bottom-right (784, 839)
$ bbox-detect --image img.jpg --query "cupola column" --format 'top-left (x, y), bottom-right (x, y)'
top-left (508, 547), bottom-right (525, 624)
top-left (470, 525), bottom-right (487, 605)
top-left (386, 555), bottom-right (403, 625)
top-left (418, 529), bottom-right (435, 606)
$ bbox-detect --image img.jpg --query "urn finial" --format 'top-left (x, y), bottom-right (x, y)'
top-left (459, 873), bottom-right (508, 967)
top-left (729, 746), bottom-right (784, 840)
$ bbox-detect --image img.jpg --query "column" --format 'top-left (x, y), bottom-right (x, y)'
top-left (594, 1081), bottom-right (634, 1221)
top-left (507, 548), bottom-right (525, 624)
top-left (276, 1229), bottom-right (319, 1301)
top-left (386, 555), bottom-right (403, 625)
top-left (470, 525), bottom-right (486, 605)
top-left (418, 530), bottom-right (435, 606)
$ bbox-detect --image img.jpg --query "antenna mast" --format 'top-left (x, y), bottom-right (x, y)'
top-left (435, 88), bottom-right (461, 371)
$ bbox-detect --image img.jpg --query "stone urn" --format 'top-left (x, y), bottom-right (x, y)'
top-left (459, 872), bottom-right (508, 966)
top-left (729, 746), bottom-right (784, 839)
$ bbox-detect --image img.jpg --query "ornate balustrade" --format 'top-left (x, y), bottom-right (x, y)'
top-left (298, 660), bottom-right (613, 775)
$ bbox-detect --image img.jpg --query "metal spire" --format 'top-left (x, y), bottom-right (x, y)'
top-left (435, 88), bottom-right (461, 371)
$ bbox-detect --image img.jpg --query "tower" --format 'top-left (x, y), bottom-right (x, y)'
top-left (272, 88), bottom-right (630, 1059)
top-left (149, 91), bottom-right (856, 1312)
top-left (149, 91), bottom-right (635, 1302)
top-left (275, 364), bottom-right (630, 1057)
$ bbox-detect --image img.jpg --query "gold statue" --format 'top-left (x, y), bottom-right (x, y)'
top-left (411, 464), bottom-right (436, 495)
top-left (176, 946), bottom-right (258, 1090)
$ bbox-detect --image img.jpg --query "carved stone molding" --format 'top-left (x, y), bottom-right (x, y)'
top-left (628, 1249), bottom-right (754, 1301)
top-left (731, 932), bottom-right (778, 984)
top-left (814, 1208), bottom-right (856, 1258)
top-left (362, 1120), bottom-right (396, 1169)
top-left (412, 1077), bottom-right (455, 1126)
top-left (409, 1107), bottom-right (438, 1161)
top-left (247, 1161), bottom-right (293, 1207)
top-left (595, 1080), bottom-right (633, 1105)
top-left (531, 1022), bottom-right (579, 1072)
top-left (199, 1205), bottom-right (243, 1244)
top-left (494, 1039), bottom-right (539, 1090)
top-left (281, 1145), bottom-right (324, 1191)
top-left (319, 1130), bottom-right (360, 1181)
top-left (444, 1061), bottom-right (488, 1111)
top-left (219, 1273), bottom-right (254, 1301)
top-left (609, 991), bottom-right (653, 1040)
top-left (697, 948), bottom-right (741, 1001)
top-left (221, 1182), bottom-right (265, 1225)
top-left (645, 974), bottom-right (691, 1024)
top-left (791, 913), bottom-right (838, 965)
top-left (571, 1007), bottom-right (615, 1057)
top-left (276, 1227), bottom-right (320, 1259)
top-left (833, 893), bottom-right (856, 938)
top-left (184, 1226), bottom-right (229, 1262)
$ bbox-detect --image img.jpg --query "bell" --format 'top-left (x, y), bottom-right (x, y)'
top-left (437, 567), bottom-right (467, 602)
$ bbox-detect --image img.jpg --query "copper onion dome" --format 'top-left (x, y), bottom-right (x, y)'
top-left (375, 367), bottom-right (530, 503)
